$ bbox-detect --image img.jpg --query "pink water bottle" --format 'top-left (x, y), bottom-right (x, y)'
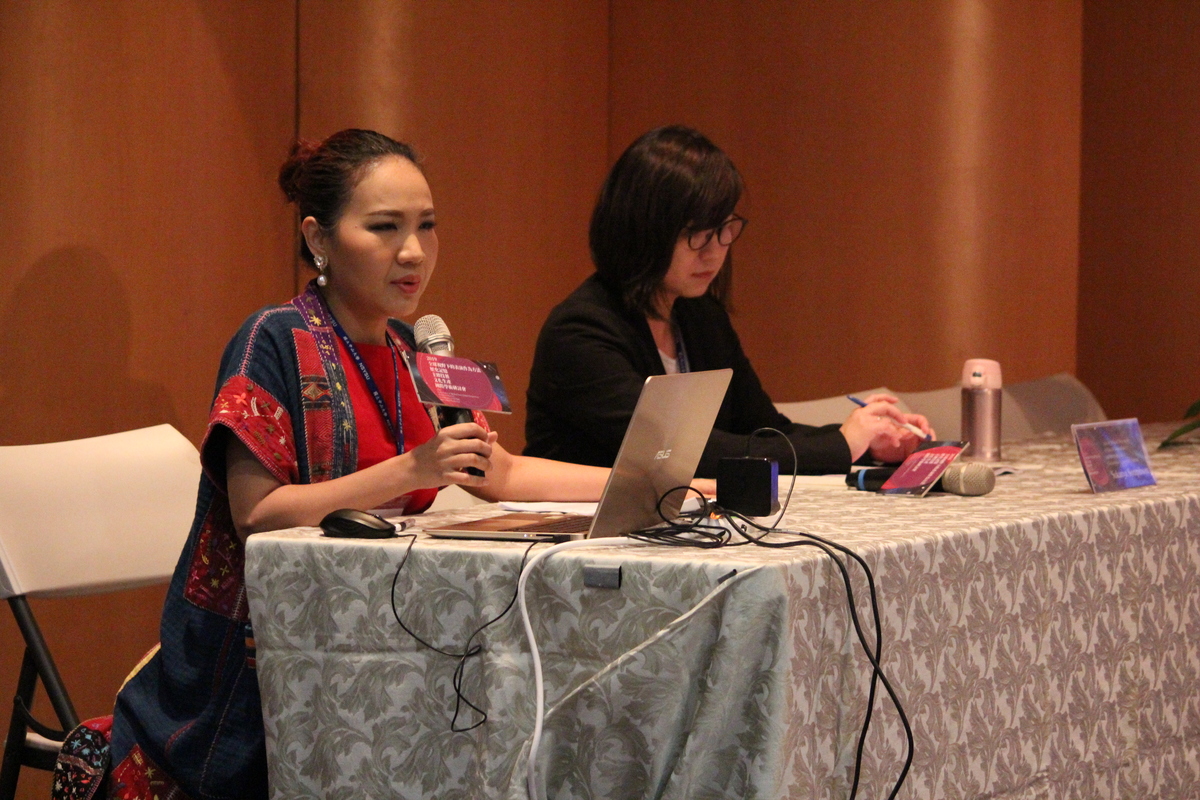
top-left (961, 359), bottom-right (1001, 461)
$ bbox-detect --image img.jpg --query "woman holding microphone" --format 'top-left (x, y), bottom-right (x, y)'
top-left (525, 125), bottom-right (932, 477)
top-left (104, 129), bottom-right (610, 799)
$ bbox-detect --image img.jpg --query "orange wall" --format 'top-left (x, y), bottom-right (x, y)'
top-left (610, 0), bottom-right (1082, 402)
top-left (2, 2), bottom-right (1191, 797)
top-left (0, 3), bottom-right (296, 797)
top-left (1078, 1), bottom-right (1200, 423)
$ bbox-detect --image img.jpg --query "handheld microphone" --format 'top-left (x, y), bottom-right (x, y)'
top-left (938, 461), bottom-right (995, 496)
top-left (846, 462), bottom-right (995, 496)
top-left (413, 314), bottom-right (484, 477)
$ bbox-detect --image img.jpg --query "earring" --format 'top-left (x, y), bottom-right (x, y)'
top-left (314, 254), bottom-right (328, 287)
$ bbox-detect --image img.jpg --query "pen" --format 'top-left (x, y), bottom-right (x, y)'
top-left (847, 395), bottom-right (932, 440)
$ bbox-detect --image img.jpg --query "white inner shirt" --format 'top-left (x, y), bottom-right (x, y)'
top-left (658, 349), bottom-right (680, 375)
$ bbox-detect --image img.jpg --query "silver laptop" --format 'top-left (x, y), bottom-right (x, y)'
top-left (422, 368), bottom-right (733, 541)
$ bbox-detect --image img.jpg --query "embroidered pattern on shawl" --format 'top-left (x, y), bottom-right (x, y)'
top-left (293, 329), bottom-right (335, 483)
top-left (110, 744), bottom-right (190, 800)
top-left (292, 288), bottom-right (356, 477)
top-left (51, 717), bottom-right (112, 800)
top-left (182, 499), bottom-right (246, 619)
top-left (209, 375), bottom-right (296, 485)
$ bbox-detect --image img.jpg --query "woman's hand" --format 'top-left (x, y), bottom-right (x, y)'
top-left (405, 422), bottom-right (497, 488)
top-left (840, 397), bottom-right (934, 463)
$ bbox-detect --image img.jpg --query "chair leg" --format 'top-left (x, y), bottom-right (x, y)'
top-left (0, 651), bottom-right (39, 800)
top-left (0, 597), bottom-right (83, 800)
top-left (7, 598), bottom-right (78, 730)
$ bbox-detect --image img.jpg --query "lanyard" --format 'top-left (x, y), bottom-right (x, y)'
top-left (673, 323), bottom-right (690, 374)
top-left (328, 314), bottom-right (405, 456)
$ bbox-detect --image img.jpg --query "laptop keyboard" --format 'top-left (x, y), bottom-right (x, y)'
top-left (508, 515), bottom-right (593, 533)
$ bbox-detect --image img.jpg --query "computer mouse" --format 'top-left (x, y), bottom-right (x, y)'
top-left (319, 508), bottom-right (397, 539)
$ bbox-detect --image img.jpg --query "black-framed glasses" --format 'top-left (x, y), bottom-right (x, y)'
top-left (686, 215), bottom-right (747, 250)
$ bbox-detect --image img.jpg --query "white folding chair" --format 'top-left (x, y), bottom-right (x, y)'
top-left (892, 373), bottom-right (1107, 442)
top-left (0, 425), bottom-right (199, 799)
top-left (1003, 373), bottom-right (1107, 436)
top-left (776, 373), bottom-right (1107, 445)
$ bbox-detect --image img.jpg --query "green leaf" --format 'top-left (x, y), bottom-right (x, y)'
top-left (1160, 418), bottom-right (1200, 448)
top-left (1185, 398), bottom-right (1200, 419)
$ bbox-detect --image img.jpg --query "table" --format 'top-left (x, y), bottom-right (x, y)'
top-left (245, 425), bottom-right (1200, 799)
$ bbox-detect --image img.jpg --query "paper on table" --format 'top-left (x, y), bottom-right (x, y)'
top-left (499, 497), bottom-right (704, 515)
top-left (780, 474), bottom-right (853, 490)
top-left (498, 501), bottom-right (598, 514)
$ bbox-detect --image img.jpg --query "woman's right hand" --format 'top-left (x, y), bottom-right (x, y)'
top-left (839, 398), bottom-right (920, 463)
top-left (404, 422), bottom-right (497, 489)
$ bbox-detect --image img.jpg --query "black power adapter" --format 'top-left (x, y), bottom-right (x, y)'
top-left (716, 457), bottom-right (779, 516)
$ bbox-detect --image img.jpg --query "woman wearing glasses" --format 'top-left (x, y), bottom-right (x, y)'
top-left (524, 125), bottom-right (930, 476)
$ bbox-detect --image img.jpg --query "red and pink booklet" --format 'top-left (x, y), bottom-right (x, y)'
top-left (880, 442), bottom-right (966, 496)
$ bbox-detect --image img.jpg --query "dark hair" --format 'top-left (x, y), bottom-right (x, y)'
top-left (589, 126), bottom-right (743, 316)
top-left (278, 128), bottom-right (421, 265)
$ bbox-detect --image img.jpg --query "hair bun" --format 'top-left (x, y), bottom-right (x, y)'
top-left (277, 138), bottom-right (321, 203)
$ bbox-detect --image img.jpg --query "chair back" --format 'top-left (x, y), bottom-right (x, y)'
top-left (774, 387), bottom-right (907, 427)
top-left (776, 373), bottom-right (1107, 445)
top-left (0, 425), bottom-right (199, 600)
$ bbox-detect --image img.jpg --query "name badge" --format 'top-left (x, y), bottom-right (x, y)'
top-left (1072, 418), bottom-right (1156, 493)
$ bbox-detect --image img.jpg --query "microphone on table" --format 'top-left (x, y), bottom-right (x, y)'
top-left (847, 462), bottom-right (996, 496)
top-left (413, 314), bottom-right (485, 477)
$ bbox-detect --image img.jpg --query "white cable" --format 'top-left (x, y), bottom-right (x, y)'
top-left (519, 537), bottom-right (635, 800)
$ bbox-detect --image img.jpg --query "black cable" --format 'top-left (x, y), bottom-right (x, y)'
top-left (745, 426), bottom-right (798, 530)
top-left (722, 515), bottom-right (911, 800)
top-left (390, 534), bottom-right (541, 731)
top-left (624, 427), bottom-right (911, 800)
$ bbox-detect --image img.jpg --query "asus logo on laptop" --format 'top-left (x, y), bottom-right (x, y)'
top-left (654, 449), bottom-right (672, 460)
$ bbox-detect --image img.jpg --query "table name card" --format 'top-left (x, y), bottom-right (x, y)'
top-left (1072, 418), bottom-right (1156, 493)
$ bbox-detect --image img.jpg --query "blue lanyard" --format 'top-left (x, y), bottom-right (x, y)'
top-left (328, 314), bottom-right (405, 456)
top-left (673, 323), bottom-right (690, 374)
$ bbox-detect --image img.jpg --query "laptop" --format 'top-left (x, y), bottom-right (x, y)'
top-left (422, 368), bottom-right (733, 541)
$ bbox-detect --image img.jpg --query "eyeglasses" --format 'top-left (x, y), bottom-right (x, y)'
top-left (685, 215), bottom-right (747, 250)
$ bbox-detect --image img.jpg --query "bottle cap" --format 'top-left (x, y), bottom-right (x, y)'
top-left (962, 358), bottom-right (1002, 390)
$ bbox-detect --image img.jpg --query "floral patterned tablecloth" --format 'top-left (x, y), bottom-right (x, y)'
top-left (245, 425), bottom-right (1200, 799)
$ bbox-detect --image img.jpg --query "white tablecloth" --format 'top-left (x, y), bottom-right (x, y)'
top-left (246, 426), bottom-right (1200, 799)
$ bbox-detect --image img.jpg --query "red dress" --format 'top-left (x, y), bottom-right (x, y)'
top-left (335, 338), bottom-right (439, 513)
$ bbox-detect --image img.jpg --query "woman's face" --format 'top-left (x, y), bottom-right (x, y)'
top-left (308, 155), bottom-right (438, 332)
top-left (657, 218), bottom-right (733, 311)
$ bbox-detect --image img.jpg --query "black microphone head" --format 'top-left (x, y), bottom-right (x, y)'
top-left (940, 462), bottom-right (995, 496)
top-left (414, 314), bottom-right (455, 356)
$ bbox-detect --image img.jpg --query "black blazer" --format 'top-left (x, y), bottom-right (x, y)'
top-left (524, 275), bottom-right (852, 478)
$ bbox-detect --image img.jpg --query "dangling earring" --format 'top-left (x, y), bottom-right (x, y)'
top-left (314, 254), bottom-right (328, 287)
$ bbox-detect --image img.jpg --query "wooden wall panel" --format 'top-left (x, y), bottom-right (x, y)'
top-left (297, 0), bottom-right (610, 450)
top-left (0, 3), bottom-right (295, 797)
top-left (11, 2), bottom-right (1194, 797)
top-left (610, 0), bottom-right (1082, 407)
top-left (1079, 1), bottom-right (1200, 424)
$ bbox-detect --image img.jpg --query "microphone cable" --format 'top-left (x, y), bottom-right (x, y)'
top-left (389, 533), bottom-right (541, 732)
top-left (717, 512), bottom-right (913, 800)
top-left (625, 429), bottom-right (912, 800)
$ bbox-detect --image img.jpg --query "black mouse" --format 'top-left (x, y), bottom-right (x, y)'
top-left (319, 508), bottom-right (397, 539)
